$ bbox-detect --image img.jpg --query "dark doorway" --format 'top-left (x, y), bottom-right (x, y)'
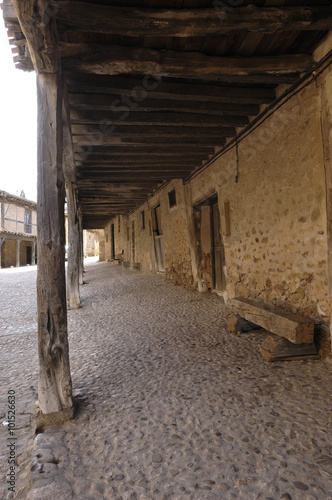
top-left (26, 245), bottom-right (32, 265)
top-left (111, 224), bottom-right (115, 260)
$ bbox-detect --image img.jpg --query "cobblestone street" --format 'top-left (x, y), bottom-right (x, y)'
top-left (1, 260), bottom-right (332, 500)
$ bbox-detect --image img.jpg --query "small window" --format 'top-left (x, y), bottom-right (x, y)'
top-left (118, 216), bottom-right (121, 234)
top-left (106, 234), bottom-right (109, 243)
top-left (141, 210), bottom-right (145, 230)
top-left (24, 209), bottom-right (32, 234)
top-left (168, 189), bottom-right (177, 209)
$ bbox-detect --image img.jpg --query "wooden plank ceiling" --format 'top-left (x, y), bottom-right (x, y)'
top-left (2, 0), bottom-right (332, 228)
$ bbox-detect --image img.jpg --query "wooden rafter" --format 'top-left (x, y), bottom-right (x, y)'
top-left (66, 75), bottom-right (276, 104)
top-left (55, 3), bottom-right (332, 36)
top-left (70, 110), bottom-right (249, 128)
top-left (61, 44), bottom-right (313, 79)
top-left (11, 0), bottom-right (58, 73)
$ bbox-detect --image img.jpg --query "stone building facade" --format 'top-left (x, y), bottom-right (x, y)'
top-left (104, 42), bottom-right (332, 357)
top-left (83, 229), bottom-right (100, 257)
top-left (0, 191), bottom-right (37, 268)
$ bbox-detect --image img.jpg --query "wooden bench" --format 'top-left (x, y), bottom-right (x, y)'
top-left (229, 297), bottom-right (314, 344)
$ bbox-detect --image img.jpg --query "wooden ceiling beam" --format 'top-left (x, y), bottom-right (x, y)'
top-left (74, 146), bottom-right (215, 155)
top-left (66, 74), bottom-right (276, 104)
top-left (70, 110), bottom-right (249, 128)
top-left (11, 0), bottom-right (58, 73)
top-left (77, 170), bottom-right (193, 175)
top-left (72, 136), bottom-right (225, 146)
top-left (75, 154), bottom-right (210, 162)
top-left (71, 124), bottom-right (235, 137)
top-left (61, 44), bottom-right (312, 79)
top-left (68, 94), bottom-right (260, 116)
top-left (55, 3), bottom-right (332, 36)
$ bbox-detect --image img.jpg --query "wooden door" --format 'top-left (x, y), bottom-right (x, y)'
top-left (211, 201), bottom-right (226, 291)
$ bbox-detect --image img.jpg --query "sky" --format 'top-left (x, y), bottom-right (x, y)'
top-left (0, 19), bottom-right (37, 201)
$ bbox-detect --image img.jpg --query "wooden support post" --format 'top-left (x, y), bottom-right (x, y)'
top-left (16, 240), bottom-right (20, 267)
top-left (66, 182), bottom-right (81, 309)
top-left (78, 211), bottom-right (84, 285)
top-left (36, 72), bottom-right (73, 420)
top-left (0, 237), bottom-right (3, 269)
top-left (32, 241), bottom-right (36, 265)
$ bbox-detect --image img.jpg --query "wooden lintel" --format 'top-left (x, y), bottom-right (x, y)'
top-left (60, 44), bottom-right (313, 79)
top-left (55, 3), bottom-right (332, 36)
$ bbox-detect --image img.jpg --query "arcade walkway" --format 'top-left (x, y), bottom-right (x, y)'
top-left (1, 261), bottom-right (331, 499)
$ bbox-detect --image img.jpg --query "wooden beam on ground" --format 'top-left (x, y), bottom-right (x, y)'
top-left (61, 44), bottom-right (312, 79)
top-left (56, 3), bottom-right (332, 36)
top-left (230, 297), bottom-right (315, 344)
top-left (68, 94), bottom-right (261, 116)
top-left (70, 110), bottom-right (249, 128)
top-left (66, 74), bottom-right (277, 104)
top-left (260, 335), bottom-right (318, 362)
top-left (36, 72), bottom-right (73, 419)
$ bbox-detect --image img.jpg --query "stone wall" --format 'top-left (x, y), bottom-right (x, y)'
top-left (104, 64), bottom-right (332, 354)
top-left (83, 230), bottom-right (99, 257)
top-left (105, 215), bottom-right (130, 264)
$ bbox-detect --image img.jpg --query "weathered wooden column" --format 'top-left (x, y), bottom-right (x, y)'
top-left (36, 72), bottom-right (73, 420)
top-left (78, 211), bottom-right (84, 285)
top-left (66, 182), bottom-right (81, 309)
top-left (16, 240), bottom-right (20, 267)
top-left (32, 241), bottom-right (36, 265)
top-left (0, 237), bottom-right (3, 268)
top-left (11, 0), bottom-right (73, 423)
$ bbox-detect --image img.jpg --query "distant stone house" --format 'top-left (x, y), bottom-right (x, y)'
top-left (83, 229), bottom-right (99, 257)
top-left (0, 191), bottom-right (37, 268)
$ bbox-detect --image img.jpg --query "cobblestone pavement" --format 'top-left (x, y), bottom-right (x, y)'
top-left (1, 261), bottom-right (332, 500)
